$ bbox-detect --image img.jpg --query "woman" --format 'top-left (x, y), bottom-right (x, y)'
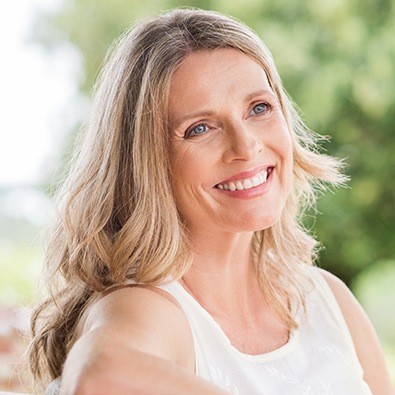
top-left (29, 8), bottom-right (393, 395)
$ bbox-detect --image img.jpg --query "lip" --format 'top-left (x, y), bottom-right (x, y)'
top-left (215, 164), bottom-right (275, 186)
top-left (214, 167), bottom-right (275, 199)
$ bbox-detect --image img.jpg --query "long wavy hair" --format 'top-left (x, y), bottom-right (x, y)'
top-left (28, 8), bottom-right (347, 391)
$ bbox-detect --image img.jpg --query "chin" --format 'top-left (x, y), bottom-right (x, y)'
top-left (227, 211), bottom-right (282, 233)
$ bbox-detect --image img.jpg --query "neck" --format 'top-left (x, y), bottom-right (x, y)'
top-left (182, 227), bottom-right (264, 319)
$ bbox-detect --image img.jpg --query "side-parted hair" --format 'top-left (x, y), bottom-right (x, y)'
top-left (29, 8), bottom-right (346, 390)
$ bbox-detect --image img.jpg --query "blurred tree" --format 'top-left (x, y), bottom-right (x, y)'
top-left (33, 0), bottom-right (395, 285)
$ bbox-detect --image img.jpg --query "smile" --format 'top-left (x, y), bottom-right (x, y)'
top-left (215, 167), bottom-right (274, 191)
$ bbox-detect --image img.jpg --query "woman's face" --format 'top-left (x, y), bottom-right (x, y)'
top-left (168, 48), bottom-right (293, 235)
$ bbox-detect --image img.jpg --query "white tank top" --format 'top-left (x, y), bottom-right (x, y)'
top-left (157, 266), bottom-right (373, 395)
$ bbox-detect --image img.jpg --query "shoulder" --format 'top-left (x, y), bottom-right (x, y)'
top-left (84, 284), bottom-right (185, 328)
top-left (79, 284), bottom-right (195, 372)
top-left (317, 267), bottom-right (394, 394)
top-left (316, 268), bottom-right (370, 341)
top-left (316, 268), bottom-right (356, 311)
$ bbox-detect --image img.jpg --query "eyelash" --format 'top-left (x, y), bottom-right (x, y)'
top-left (249, 102), bottom-right (271, 116)
top-left (185, 123), bottom-right (210, 138)
top-left (184, 102), bottom-right (271, 139)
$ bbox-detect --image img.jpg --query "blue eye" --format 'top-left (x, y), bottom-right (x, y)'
top-left (250, 103), bottom-right (268, 115)
top-left (187, 123), bottom-right (208, 137)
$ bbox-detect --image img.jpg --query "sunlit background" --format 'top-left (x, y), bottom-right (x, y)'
top-left (1, 0), bottom-right (394, 392)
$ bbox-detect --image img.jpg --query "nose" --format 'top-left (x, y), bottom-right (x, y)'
top-left (221, 121), bottom-right (262, 163)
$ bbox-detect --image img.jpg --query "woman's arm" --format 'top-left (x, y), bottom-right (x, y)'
top-left (60, 286), bottom-right (230, 395)
top-left (320, 268), bottom-right (395, 395)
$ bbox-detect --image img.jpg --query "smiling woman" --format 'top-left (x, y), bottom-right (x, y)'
top-left (28, 8), bottom-right (394, 395)
top-left (169, 49), bottom-right (293, 233)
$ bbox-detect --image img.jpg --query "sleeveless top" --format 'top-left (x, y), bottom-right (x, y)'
top-left (157, 266), bottom-right (373, 395)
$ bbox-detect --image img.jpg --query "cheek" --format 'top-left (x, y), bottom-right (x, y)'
top-left (284, 141), bottom-right (295, 195)
top-left (171, 139), bottom-right (198, 171)
top-left (170, 139), bottom-right (219, 182)
top-left (270, 128), bottom-right (294, 192)
top-left (170, 143), bottom-right (210, 203)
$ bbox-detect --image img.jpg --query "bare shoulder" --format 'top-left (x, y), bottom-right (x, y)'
top-left (79, 284), bottom-right (195, 372)
top-left (318, 268), bottom-right (394, 395)
top-left (317, 268), bottom-right (361, 318)
top-left (317, 268), bottom-right (373, 334)
top-left (83, 284), bottom-right (186, 331)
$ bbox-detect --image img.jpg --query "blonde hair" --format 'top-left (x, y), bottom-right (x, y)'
top-left (29, 8), bottom-right (346, 390)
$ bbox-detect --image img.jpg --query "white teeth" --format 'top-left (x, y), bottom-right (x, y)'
top-left (251, 177), bottom-right (260, 187)
top-left (216, 169), bottom-right (270, 192)
top-left (243, 179), bottom-right (253, 189)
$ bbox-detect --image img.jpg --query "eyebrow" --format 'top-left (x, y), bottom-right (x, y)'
top-left (171, 110), bottom-right (214, 131)
top-left (171, 88), bottom-right (277, 130)
top-left (244, 88), bottom-right (277, 102)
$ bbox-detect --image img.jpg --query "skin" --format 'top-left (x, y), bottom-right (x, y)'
top-left (322, 269), bottom-right (394, 395)
top-left (169, 49), bottom-right (293, 236)
top-left (60, 49), bottom-right (394, 394)
top-left (168, 48), bottom-right (293, 352)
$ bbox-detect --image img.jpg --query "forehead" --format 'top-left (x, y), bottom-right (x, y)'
top-left (168, 48), bottom-right (274, 122)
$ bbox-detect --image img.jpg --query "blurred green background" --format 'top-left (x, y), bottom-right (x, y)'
top-left (1, 0), bottom-right (394, 389)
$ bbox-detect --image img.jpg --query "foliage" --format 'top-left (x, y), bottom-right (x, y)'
top-left (32, 0), bottom-right (395, 285)
top-left (0, 244), bottom-right (42, 306)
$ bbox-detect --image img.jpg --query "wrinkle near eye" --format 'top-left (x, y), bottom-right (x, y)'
top-left (171, 141), bottom-right (200, 170)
